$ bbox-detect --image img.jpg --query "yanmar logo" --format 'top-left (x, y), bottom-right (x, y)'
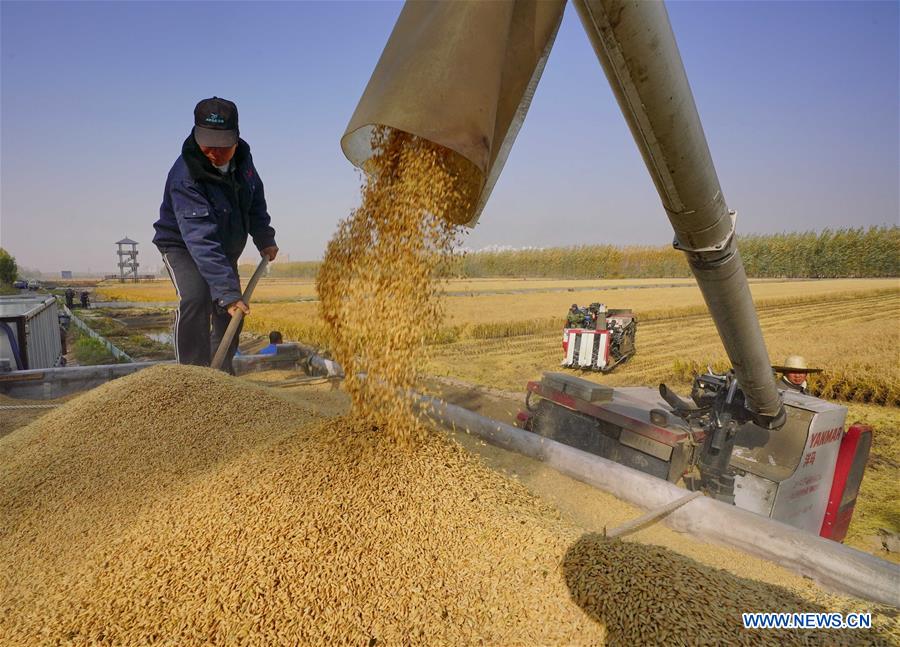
top-left (205, 113), bottom-right (226, 124)
top-left (809, 427), bottom-right (843, 448)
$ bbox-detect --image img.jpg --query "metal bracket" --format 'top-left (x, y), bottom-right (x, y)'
top-left (672, 209), bottom-right (737, 253)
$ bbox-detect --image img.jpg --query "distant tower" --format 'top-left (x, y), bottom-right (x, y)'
top-left (116, 237), bottom-right (140, 282)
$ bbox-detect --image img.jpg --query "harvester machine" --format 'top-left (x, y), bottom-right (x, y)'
top-left (562, 304), bottom-right (636, 373)
top-left (343, 0), bottom-right (871, 541)
top-left (518, 370), bottom-right (869, 541)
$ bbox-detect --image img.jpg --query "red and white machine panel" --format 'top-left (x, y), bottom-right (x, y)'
top-left (522, 373), bottom-right (871, 541)
top-left (731, 390), bottom-right (869, 539)
top-left (562, 329), bottom-right (610, 370)
top-left (820, 424), bottom-right (872, 541)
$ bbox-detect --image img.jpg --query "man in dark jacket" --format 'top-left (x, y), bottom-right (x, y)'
top-left (153, 97), bottom-right (278, 373)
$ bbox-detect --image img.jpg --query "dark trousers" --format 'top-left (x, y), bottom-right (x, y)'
top-left (161, 248), bottom-right (242, 374)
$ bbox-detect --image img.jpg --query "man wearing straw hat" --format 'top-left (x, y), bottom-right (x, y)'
top-left (772, 355), bottom-right (822, 395)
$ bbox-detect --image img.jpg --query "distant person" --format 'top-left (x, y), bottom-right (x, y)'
top-left (772, 355), bottom-right (821, 395)
top-left (259, 331), bottom-right (283, 355)
top-left (58, 320), bottom-right (68, 366)
top-left (587, 302), bottom-right (607, 330)
top-left (64, 288), bottom-right (75, 309)
top-left (79, 291), bottom-right (90, 309)
top-left (153, 97), bottom-right (278, 374)
top-left (566, 304), bottom-right (582, 328)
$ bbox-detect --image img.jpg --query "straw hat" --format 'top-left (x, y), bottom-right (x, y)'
top-left (772, 355), bottom-right (822, 374)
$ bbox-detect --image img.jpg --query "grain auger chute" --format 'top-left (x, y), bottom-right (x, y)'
top-left (345, 0), bottom-right (873, 541)
top-left (342, 0), bottom-right (784, 431)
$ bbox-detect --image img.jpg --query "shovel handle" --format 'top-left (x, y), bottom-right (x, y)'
top-left (211, 257), bottom-right (269, 370)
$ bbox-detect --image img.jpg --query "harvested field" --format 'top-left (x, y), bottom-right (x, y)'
top-left (440, 279), bottom-right (898, 327)
top-left (1, 365), bottom-right (896, 645)
top-left (243, 280), bottom-right (898, 351)
top-left (95, 275), bottom-right (895, 306)
top-left (95, 278), bottom-right (320, 304)
top-left (96, 276), bottom-right (729, 304)
top-left (243, 278), bottom-right (896, 334)
top-left (427, 288), bottom-right (900, 402)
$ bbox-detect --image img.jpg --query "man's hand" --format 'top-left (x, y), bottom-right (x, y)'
top-left (227, 299), bottom-right (250, 317)
top-left (261, 246), bottom-right (279, 262)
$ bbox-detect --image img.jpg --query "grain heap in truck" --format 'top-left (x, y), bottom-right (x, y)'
top-left (1, 365), bottom-right (896, 645)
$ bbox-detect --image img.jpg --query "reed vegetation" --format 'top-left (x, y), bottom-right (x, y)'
top-left (235, 225), bottom-right (899, 280)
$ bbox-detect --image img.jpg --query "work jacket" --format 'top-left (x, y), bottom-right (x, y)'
top-left (153, 132), bottom-right (277, 306)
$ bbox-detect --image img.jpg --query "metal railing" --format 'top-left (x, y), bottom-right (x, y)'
top-left (61, 304), bottom-right (133, 363)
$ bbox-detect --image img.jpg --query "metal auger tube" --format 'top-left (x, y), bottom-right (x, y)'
top-left (573, 0), bottom-right (784, 427)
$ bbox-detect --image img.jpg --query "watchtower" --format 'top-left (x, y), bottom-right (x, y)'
top-left (116, 237), bottom-right (139, 282)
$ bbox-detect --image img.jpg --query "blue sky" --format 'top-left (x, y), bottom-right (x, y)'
top-left (1, 1), bottom-right (897, 274)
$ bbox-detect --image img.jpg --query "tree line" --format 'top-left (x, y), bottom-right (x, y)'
top-left (249, 225), bottom-right (899, 279)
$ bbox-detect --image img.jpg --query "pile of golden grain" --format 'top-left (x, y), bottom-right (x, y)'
top-left (1, 365), bottom-right (894, 645)
top-left (0, 366), bottom-right (600, 644)
top-left (317, 127), bottom-right (472, 446)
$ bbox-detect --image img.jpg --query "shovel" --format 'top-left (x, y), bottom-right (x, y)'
top-left (211, 256), bottom-right (269, 371)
